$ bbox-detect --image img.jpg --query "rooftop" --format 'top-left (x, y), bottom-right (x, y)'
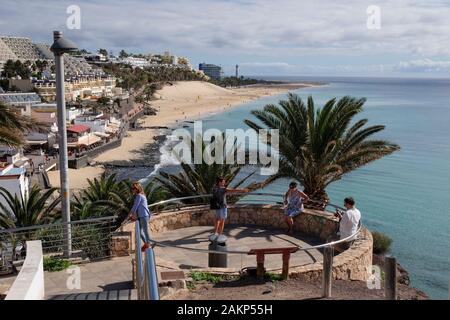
top-left (67, 124), bottom-right (90, 133)
top-left (0, 166), bottom-right (25, 176)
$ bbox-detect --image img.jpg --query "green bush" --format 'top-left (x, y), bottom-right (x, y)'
top-left (264, 272), bottom-right (284, 282)
top-left (188, 271), bottom-right (224, 284)
top-left (43, 257), bottom-right (72, 272)
top-left (372, 231), bottom-right (393, 254)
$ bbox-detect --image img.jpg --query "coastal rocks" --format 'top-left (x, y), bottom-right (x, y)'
top-left (372, 254), bottom-right (411, 286)
top-left (371, 251), bottom-right (429, 298)
top-left (105, 134), bottom-right (167, 181)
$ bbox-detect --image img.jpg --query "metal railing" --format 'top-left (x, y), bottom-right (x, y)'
top-left (0, 216), bottom-right (118, 272)
top-left (126, 193), bottom-right (362, 299)
top-left (134, 219), bottom-right (159, 300)
top-left (148, 192), bottom-right (347, 213)
top-left (134, 220), bottom-right (144, 299)
top-left (143, 193), bottom-right (359, 255)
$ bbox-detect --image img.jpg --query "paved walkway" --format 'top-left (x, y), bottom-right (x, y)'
top-left (152, 225), bottom-right (323, 271)
top-left (1, 225), bottom-right (324, 300)
top-left (44, 256), bottom-right (183, 300)
top-left (45, 256), bottom-right (135, 300)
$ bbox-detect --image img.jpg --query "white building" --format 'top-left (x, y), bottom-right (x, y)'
top-left (0, 146), bottom-right (30, 210)
top-left (0, 165), bottom-right (29, 205)
top-left (121, 56), bottom-right (150, 68)
top-left (74, 114), bottom-right (108, 134)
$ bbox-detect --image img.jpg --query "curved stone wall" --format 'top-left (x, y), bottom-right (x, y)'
top-left (121, 204), bottom-right (373, 281)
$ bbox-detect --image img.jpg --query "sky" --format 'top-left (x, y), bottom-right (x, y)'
top-left (1, 0), bottom-right (450, 77)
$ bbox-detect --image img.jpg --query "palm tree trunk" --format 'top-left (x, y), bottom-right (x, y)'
top-left (303, 188), bottom-right (329, 211)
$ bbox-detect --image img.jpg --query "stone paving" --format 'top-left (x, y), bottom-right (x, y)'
top-left (44, 256), bottom-right (185, 300)
top-left (152, 225), bottom-right (324, 271)
top-left (45, 256), bottom-right (136, 300)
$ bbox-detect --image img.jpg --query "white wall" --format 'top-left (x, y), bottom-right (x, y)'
top-left (67, 108), bottom-right (83, 121)
top-left (0, 173), bottom-right (28, 209)
top-left (5, 241), bottom-right (45, 300)
top-left (74, 118), bottom-right (108, 133)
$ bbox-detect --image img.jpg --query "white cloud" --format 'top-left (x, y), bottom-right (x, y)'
top-left (2, 0), bottom-right (450, 75)
top-left (395, 59), bottom-right (450, 73)
top-left (3, 0), bottom-right (450, 55)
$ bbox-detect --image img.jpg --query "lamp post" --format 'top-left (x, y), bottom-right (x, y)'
top-left (50, 31), bottom-right (77, 258)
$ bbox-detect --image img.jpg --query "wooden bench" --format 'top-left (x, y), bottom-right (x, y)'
top-left (247, 247), bottom-right (299, 280)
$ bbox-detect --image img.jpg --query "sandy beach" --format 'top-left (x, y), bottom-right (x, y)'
top-left (61, 81), bottom-right (317, 188)
top-left (47, 167), bottom-right (105, 191)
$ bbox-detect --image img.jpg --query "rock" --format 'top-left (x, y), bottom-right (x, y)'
top-left (396, 263), bottom-right (410, 286)
top-left (372, 254), bottom-right (410, 286)
top-left (110, 232), bottom-right (132, 257)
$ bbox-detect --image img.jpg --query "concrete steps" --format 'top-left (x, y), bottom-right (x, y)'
top-left (47, 289), bottom-right (137, 300)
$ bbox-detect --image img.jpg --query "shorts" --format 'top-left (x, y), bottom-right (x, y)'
top-left (215, 207), bottom-right (228, 220)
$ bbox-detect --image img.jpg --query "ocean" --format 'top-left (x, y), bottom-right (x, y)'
top-left (139, 76), bottom-right (450, 299)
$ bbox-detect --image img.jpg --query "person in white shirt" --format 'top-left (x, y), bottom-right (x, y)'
top-left (333, 197), bottom-right (361, 252)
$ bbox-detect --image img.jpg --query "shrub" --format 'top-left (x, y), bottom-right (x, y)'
top-left (264, 272), bottom-right (284, 282)
top-left (372, 231), bottom-right (393, 254)
top-left (188, 271), bottom-right (224, 284)
top-left (43, 257), bottom-right (72, 272)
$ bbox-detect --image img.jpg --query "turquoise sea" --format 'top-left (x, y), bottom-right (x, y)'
top-left (151, 76), bottom-right (450, 299)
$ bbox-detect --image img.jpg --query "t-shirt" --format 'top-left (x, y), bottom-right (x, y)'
top-left (212, 186), bottom-right (227, 208)
top-left (339, 207), bottom-right (361, 239)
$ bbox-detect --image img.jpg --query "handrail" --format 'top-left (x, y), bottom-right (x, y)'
top-left (135, 192), bottom-right (360, 299)
top-left (147, 224), bottom-right (362, 255)
top-left (148, 192), bottom-right (346, 211)
top-left (134, 220), bottom-right (145, 300)
top-left (137, 193), bottom-right (361, 255)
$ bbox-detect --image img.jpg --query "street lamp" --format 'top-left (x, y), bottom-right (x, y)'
top-left (50, 31), bottom-right (77, 258)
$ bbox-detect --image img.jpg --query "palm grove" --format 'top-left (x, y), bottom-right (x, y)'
top-left (0, 94), bottom-right (399, 256)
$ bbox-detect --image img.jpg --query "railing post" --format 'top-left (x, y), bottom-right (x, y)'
top-left (385, 255), bottom-right (397, 300)
top-left (145, 246), bottom-right (160, 300)
top-left (143, 257), bottom-right (149, 300)
top-left (322, 246), bottom-right (333, 298)
top-left (134, 220), bottom-right (144, 300)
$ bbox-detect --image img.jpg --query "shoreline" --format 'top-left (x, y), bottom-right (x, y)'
top-left (48, 81), bottom-right (320, 189)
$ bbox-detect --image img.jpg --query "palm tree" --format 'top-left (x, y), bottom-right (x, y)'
top-left (0, 101), bottom-right (48, 147)
top-left (244, 93), bottom-right (400, 208)
top-left (0, 186), bottom-right (61, 229)
top-left (155, 135), bottom-right (261, 205)
top-left (72, 174), bottom-right (168, 223)
top-left (0, 101), bottom-right (28, 147)
top-left (72, 173), bottom-right (127, 220)
top-left (0, 186), bottom-right (61, 260)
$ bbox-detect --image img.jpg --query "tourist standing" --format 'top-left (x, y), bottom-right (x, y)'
top-left (333, 197), bottom-right (361, 251)
top-left (209, 177), bottom-right (249, 242)
top-left (283, 182), bottom-right (309, 234)
top-left (129, 182), bottom-right (152, 251)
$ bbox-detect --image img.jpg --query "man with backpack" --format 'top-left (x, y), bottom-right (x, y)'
top-left (209, 177), bottom-right (249, 242)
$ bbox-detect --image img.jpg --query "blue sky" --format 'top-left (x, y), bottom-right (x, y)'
top-left (2, 0), bottom-right (450, 77)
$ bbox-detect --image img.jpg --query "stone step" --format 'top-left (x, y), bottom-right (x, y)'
top-left (47, 289), bottom-right (137, 300)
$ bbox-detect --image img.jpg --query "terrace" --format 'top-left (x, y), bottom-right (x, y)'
top-left (0, 195), bottom-right (372, 300)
